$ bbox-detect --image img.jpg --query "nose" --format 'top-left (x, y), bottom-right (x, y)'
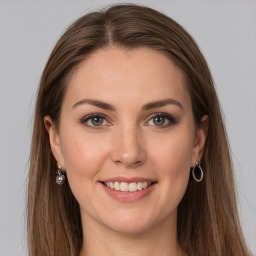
top-left (111, 125), bottom-right (146, 168)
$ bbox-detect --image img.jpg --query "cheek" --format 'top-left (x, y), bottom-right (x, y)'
top-left (149, 131), bottom-right (194, 202)
top-left (59, 129), bottom-right (112, 210)
top-left (151, 131), bottom-right (194, 174)
top-left (156, 142), bottom-right (192, 191)
top-left (60, 128), bottom-right (111, 180)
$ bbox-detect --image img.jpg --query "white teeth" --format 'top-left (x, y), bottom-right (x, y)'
top-left (110, 182), bottom-right (114, 189)
top-left (142, 182), bottom-right (147, 189)
top-left (137, 182), bottom-right (143, 191)
top-left (129, 182), bottom-right (137, 192)
top-left (104, 181), bottom-right (153, 192)
top-left (114, 181), bottom-right (120, 190)
top-left (120, 182), bottom-right (129, 191)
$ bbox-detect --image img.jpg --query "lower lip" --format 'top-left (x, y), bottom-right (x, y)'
top-left (101, 183), bottom-right (156, 202)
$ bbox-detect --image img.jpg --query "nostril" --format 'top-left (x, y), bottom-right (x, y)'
top-left (134, 160), bottom-right (142, 165)
top-left (114, 159), bottom-right (142, 168)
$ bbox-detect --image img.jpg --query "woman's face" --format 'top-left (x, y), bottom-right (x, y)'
top-left (46, 47), bottom-right (207, 235)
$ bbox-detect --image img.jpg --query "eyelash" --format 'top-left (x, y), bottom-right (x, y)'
top-left (80, 112), bottom-right (176, 129)
top-left (146, 112), bottom-right (176, 128)
top-left (80, 113), bottom-right (110, 129)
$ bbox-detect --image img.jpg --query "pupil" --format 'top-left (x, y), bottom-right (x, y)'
top-left (92, 117), bottom-right (103, 126)
top-left (154, 116), bottom-right (165, 126)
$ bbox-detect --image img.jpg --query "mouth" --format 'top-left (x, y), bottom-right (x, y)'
top-left (100, 177), bottom-right (157, 202)
top-left (101, 181), bottom-right (157, 192)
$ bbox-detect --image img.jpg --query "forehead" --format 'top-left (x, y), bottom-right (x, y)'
top-left (63, 47), bottom-right (191, 110)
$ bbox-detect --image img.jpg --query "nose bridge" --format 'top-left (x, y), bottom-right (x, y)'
top-left (112, 122), bottom-right (146, 167)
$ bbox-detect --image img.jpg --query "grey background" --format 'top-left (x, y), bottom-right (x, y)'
top-left (0, 0), bottom-right (255, 255)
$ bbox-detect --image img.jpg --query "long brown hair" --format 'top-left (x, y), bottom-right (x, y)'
top-left (27, 4), bottom-right (250, 256)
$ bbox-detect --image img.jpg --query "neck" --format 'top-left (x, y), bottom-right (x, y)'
top-left (79, 213), bottom-right (184, 256)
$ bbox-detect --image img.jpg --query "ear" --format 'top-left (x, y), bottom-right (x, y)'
top-left (191, 115), bottom-right (209, 166)
top-left (44, 116), bottom-right (65, 170)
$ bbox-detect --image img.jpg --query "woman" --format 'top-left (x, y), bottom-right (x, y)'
top-left (27, 4), bottom-right (251, 256)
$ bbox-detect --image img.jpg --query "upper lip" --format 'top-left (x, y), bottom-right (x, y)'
top-left (101, 176), bottom-right (157, 183)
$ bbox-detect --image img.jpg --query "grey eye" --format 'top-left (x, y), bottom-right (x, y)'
top-left (81, 114), bottom-right (108, 128)
top-left (153, 116), bottom-right (166, 126)
top-left (147, 113), bottom-right (176, 128)
top-left (90, 116), bottom-right (104, 126)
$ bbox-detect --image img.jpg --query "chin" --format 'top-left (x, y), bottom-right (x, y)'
top-left (106, 221), bottom-right (154, 235)
top-left (99, 208), bottom-right (168, 235)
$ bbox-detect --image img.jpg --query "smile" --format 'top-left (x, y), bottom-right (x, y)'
top-left (103, 181), bottom-right (152, 192)
top-left (100, 178), bottom-right (157, 202)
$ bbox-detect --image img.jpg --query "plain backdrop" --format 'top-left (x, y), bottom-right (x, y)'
top-left (0, 0), bottom-right (255, 255)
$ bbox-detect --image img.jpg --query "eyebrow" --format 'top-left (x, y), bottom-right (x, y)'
top-left (72, 98), bottom-right (183, 111)
top-left (72, 99), bottom-right (116, 111)
top-left (142, 98), bottom-right (183, 111)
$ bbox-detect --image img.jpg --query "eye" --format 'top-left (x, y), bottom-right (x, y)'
top-left (147, 113), bottom-right (175, 127)
top-left (81, 114), bottom-right (109, 129)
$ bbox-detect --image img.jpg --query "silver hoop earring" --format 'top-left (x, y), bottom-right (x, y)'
top-left (56, 164), bottom-right (65, 185)
top-left (192, 161), bottom-right (204, 182)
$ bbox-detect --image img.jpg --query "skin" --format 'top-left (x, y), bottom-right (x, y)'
top-left (45, 47), bottom-right (208, 256)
